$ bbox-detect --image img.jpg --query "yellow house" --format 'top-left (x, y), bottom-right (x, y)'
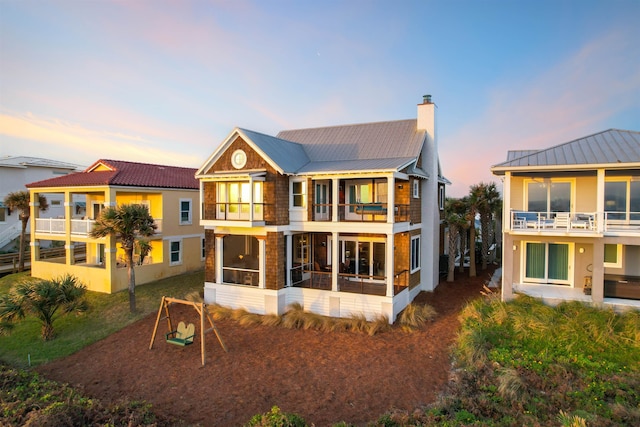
top-left (26, 159), bottom-right (204, 293)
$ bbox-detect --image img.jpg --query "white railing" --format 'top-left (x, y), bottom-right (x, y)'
top-left (511, 211), bottom-right (640, 233)
top-left (35, 217), bottom-right (163, 236)
top-left (35, 218), bottom-right (66, 234)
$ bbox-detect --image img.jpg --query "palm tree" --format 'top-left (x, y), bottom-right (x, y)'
top-left (471, 182), bottom-right (502, 270)
top-left (444, 198), bottom-right (468, 282)
top-left (0, 274), bottom-right (87, 341)
top-left (3, 191), bottom-right (49, 272)
top-left (89, 204), bottom-right (156, 313)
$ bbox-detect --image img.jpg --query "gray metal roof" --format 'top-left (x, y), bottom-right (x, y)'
top-left (238, 128), bottom-right (310, 174)
top-left (296, 157), bottom-right (416, 174)
top-left (492, 129), bottom-right (640, 173)
top-left (277, 119), bottom-right (425, 162)
top-left (506, 150), bottom-right (539, 161)
top-left (0, 156), bottom-right (84, 170)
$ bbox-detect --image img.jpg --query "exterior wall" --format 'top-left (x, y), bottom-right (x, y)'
top-left (265, 231), bottom-right (285, 290)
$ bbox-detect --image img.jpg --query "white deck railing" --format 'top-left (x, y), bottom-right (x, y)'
top-left (35, 218), bottom-right (162, 236)
top-left (510, 211), bottom-right (640, 233)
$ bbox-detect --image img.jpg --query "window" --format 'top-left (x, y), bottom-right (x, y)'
top-left (0, 207), bottom-right (5, 222)
top-left (292, 180), bottom-right (306, 208)
top-left (413, 180), bottom-right (420, 198)
top-left (217, 181), bottom-right (263, 220)
top-left (331, 237), bottom-right (386, 279)
top-left (410, 235), bottom-right (421, 273)
top-left (605, 179), bottom-right (640, 221)
top-left (526, 180), bottom-right (571, 213)
top-left (524, 242), bottom-right (569, 284)
top-left (169, 240), bottom-right (182, 265)
top-left (201, 237), bottom-right (206, 261)
top-left (439, 186), bottom-right (445, 210)
top-left (604, 244), bottom-right (621, 268)
top-left (180, 199), bottom-right (192, 225)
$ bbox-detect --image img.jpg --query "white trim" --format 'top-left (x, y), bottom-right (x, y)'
top-left (410, 235), bottom-right (421, 273)
top-left (290, 178), bottom-right (307, 209)
top-left (168, 238), bottom-right (183, 266)
top-left (603, 243), bottom-right (622, 268)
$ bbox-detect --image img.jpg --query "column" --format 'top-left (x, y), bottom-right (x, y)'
top-left (215, 235), bottom-right (225, 284)
top-left (286, 234), bottom-right (292, 287)
top-left (504, 172), bottom-right (512, 231)
top-left (332, 178), bottom-right (339, 223)
top-left (386, 232), bottom-right (394, 296)
top-left (64, 190), bottom-right (73, 265)
top-left (331, 231), bottom-right (339, 292)
top-left (596, 169), bottom-right (605, 232)
top-left (387, 176), bottom-right (395, 224)
top-left (591, 242), bottom-right (605, 304)
top-left (257, 236), bottom-right (266, 289)
top-left (501, 233), bottom-right (514, 301)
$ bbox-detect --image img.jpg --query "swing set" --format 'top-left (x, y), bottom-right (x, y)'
top-left (149, 296), bottom-right (228, 366)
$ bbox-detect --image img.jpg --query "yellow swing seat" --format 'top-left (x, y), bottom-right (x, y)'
top-left (165, 321), bottom-right (195, 346)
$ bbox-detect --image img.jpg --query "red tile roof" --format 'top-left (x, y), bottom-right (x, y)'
top-left (26, 159), bottom-right (199, 190)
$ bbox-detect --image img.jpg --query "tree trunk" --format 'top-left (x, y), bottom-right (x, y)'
top-left (481, 214), bottom-right (490, 270)
top-left (18, 218), bottom-right (28, 272)
top-left (447, 227), bottom-right (458, 282)
top-left (469, 218), bottom-right (477, 277)
top-left (41, 323), bottom-right (55, 341)
top-left (458, 229), bottom-right (467, 273)
top-left (125, 249), bottom-right (136, 313)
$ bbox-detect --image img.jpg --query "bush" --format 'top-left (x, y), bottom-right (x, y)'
top-left (245, 405), bottom-right (307, 427)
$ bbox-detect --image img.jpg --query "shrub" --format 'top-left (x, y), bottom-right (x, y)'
top-left (398, 303), bottom-right (437, 332)
top-left (245, 405), bottom-right (307, 427)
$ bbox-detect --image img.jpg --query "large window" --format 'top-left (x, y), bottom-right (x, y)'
top-left (527, 180), bottom-right (571, 213)
top-left (217, 181), bottom-right (263, 220)
top-left (524, 242), bottom-right (569, 284)
top-left (604, 244), bottom-right (621, 268)
top-left (331, 237), bottom-right (386, 279)
top-left (605, 179), bottom-right (640, 221)
top-left (222, 235), bottom-right (259, 285)
top-left (411, 235), bottom-right (421, 273)
top-left (180, 199), bottom-right (192, 225)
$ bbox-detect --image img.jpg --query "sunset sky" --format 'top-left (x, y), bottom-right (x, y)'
top-left (1, 0), bottom-right (638, 197)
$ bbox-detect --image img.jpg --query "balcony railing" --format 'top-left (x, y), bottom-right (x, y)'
top-left (213, 202), bottom-right (265, 221)
top-left (311, 203), bottom-right (410, 222)
top-left (510, 211), bottom-right (640, 233)
top-left (289, 265), bottom-right (408, 296)
top-left (35, 218), bottom-right (163, 236)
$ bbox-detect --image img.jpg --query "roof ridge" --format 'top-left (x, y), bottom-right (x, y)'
top-left (279, 118), bottom-right (415, 133)
top-left (97, 159), bottom-right (197, 171)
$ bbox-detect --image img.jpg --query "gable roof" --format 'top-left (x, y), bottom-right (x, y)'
top-left (197, 119), bottom-right (429, 177)
top-left (0, 156), bottom-right (83, 170)
top-left (492, 129), bottom-right (640, 174)
top-left (26, 159), bottom-right (198, 190)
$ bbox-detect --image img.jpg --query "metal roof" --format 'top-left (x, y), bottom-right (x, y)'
top-left (0, 156), bottom-right (84, 170)
top-left (277, 119), bottom-right (425, 163)
top-left (492, 129), bottom-right (640, 173)
top-left (237, 128), bottom-right (310, 174)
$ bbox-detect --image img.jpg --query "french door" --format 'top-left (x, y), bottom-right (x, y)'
top-left (524, 242), bottom-right (570, 285)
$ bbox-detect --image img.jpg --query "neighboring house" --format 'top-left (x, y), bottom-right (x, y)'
top-left (196, 96), bottom-right (448, 323)
top-left (0, 156), bottom-right (84, 251)
top-left (491, 129), bottom-right (640, 309)
top-left (25, 159), bottom-right (204, 293)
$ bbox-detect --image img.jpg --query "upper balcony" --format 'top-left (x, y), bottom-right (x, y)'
top-left (35, 217), bottom-right (164, 237)
top-left (509, 210), bottom-right (640, 235)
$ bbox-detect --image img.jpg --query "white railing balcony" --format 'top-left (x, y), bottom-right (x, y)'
top-left (35, 218), bottom-right (66, 234)
top-left (71, 219), bottom-right (96, 235)
top-left (510, 210), bottom-right (640, 233)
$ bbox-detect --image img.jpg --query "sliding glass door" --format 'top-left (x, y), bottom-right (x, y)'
top-left (525, 242), bottom-right (570, 284)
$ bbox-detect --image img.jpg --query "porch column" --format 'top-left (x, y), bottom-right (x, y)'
top-left (331, 231), bottom-right (339, 292)
top-left (386, 232), bottom-right (394, 296)
top-left (387, 176), bottom-right (395, 224)
top-left (501, 233), bottom-right (514, 301)
top-left (257, 236), bottom-right (266, 289)
top-left (504, 172), bottom-right (512, 231)
top-left (64, 190), bottom-right (73, 264)
top-left (249, 176), bottom-right (254, 222)
top-left (332, 178), bottom-right (339, 223)
top-left (286, 233), bottom-right (292, 287)
top-left (596, 169), bottom-right (605, 232)
top-left (215, 234), bottom-right (225, 284)
top-left (591, 242), bottom-right (605, 304)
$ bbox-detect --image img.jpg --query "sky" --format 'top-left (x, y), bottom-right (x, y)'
top-left (1, 0), bottom-right (639, 197)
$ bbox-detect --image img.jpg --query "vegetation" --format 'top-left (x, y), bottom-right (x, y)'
top-left (443, 197), bottom-right (468, 282)
top-left (3, 190), bottom-right (49, 272)
top-left (375, 293), bottom-right (640, 426)
top-left (245, 405), bottom-right (307, 427)
top-left (469, 182), bottom-right (501, 271)
top-left (0, 274), bottom-right (87, 341)
top-left (89, 203), bottom-right (157, 313)
top-left (0, 270), bottom-right (203, 367)
top-left (0, 363), bottom-right (182, 426)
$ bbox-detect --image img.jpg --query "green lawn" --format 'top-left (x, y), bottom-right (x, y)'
top-left (0, 270), bottom-right (204, 367)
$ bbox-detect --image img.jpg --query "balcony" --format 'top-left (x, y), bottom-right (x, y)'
top-left (211, 202), bottom-right (264, 221)
top-left (311, 203), bottom-right (410, 223)
top-left (35, 218), bottom-right (163, 236)
top-left (510, 211), bottom-right (640, 234)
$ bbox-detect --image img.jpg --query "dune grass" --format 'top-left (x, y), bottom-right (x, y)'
top-left (0, 270), bottom-right (204, 367)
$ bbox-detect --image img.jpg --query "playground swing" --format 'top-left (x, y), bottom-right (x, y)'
top-left (149, 296), bottom-right (228, 366)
